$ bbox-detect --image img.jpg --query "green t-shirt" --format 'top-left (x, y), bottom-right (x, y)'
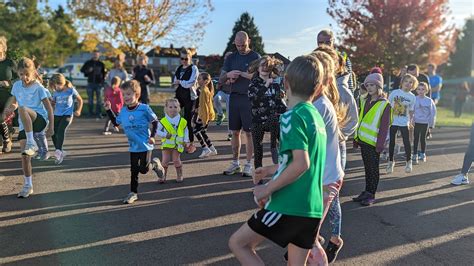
top-left (265, 102), bottom-right (327, 218)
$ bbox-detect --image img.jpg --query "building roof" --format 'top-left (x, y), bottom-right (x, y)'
top-left (146, 45), bottom-right (197, 58)
top-left (267, 52), bottom-right (291, 65)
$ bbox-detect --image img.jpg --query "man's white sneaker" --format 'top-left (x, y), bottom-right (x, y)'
top-left (405, 160), bottom-right (413, 173)
top-left (123, 192), bottom-right (138, 204)
top-left (386, 161), bottom-right (395, 174)
top-left (223, 162), bottom-right (241, 175)
top-left (23, 141), bottom-right (38, 156)
top-left (17, 185), bottom-right (33, 198)
top-left (152, 157), bottom-right (164, 179)
top-left (451, 174), bottom-right (469, 185)
top-left (242, 163), bottom-right (253, 177)
top-left (209, 146), bottom-right (218, 156)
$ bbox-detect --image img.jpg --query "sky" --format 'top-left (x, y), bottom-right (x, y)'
top-left (48, 0), bottom-right (473, 59)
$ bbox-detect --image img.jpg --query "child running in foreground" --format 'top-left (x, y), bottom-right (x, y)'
top-left (104, 80), bottom-right (164, 204)
top-left (412, 82), bottom-right (436, 164)
top-left (193, 72), bottom-right (217, 158)
top-left (353, 73), bottom-right (391, 206)
top-left (4, 57), bottom-right (54, 198)
top-left (50, 73), bottom-right (83, 164)
top-left (155, 98), bottom-right (190, 183)
top-left (387, 74), bottom-right (417, 174)
top-left (103, 76), bottom-right (123, 135)
top-left (228, 55), bottom-right (328, 265)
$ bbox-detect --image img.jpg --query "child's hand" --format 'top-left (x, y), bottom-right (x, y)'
top-left (148, 137), bottom-right (155, 145)
top-left (173, 79), bottom-right (180, 85)
top-left (353, 139), bottom-right (359, 149)
top-left (265, 78), bottom-right (273, 87)
top-left (103, 101), bottom-right (111, 110)
top-left (144, 75), bottom-right (151, 82)
top-left (253, 167), bottom-right (268, 185)
top-left (0, 80), bottom-right (10, 87)
top-left (46, 125), bottom-right (54, 137)
top-left (74, 110), bottom-right (81, 117)
top-left (253, 185), bottom-right (270, 207)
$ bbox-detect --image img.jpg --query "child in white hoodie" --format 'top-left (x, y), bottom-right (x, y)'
top-left (412, 82), bottom-right (436, 164)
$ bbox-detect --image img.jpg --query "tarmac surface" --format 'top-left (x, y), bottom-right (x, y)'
top-left (0, 118), bottom-right (472, 265)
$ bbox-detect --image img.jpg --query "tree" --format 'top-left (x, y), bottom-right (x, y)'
top-left (223, 12), bottom-right (265, 56)
top-left (446, 18), bottom-right (473, 78)
top-left (0, 1), bottom-right (80, 66)
top-left (202, 54), bottom-right (222, 76)
top-left (327, 0), bottom-right (457, 74)
top-left (69, 0), bottom-right (214, 57)
top-left (48, 5), bottom-right (80, 65)
top-left (0, 0), bottom-right (57, 65)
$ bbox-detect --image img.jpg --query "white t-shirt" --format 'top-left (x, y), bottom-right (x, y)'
top-left (389, 89), bottom-right (416, 126)
top-left (313, 95), bottom-right (344, 185)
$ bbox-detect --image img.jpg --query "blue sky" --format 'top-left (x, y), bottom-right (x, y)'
top-left (49, 0), bottom-right (472, 59)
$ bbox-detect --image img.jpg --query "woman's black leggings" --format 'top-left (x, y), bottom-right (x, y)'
top-left (176, 87), bottom-right (195, 142)
top-left (52, 115), bottom-right (73, 150)
top-left (413, 123), bottom-right (428, 154)
top-left (389, 125), bottom-right (411, 162)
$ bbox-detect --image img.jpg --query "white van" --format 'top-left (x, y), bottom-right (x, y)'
top-left (49, 63), bottom-right (88, 87)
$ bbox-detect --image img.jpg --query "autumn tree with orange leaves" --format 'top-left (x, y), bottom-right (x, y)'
top-left (69, 0), bottom-right (213, 56)
top-left (327, 0), bottom-right (457, 74)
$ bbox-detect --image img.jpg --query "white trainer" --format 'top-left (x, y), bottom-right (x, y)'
top-left (405, 160), bottom-right (413, 173)
top-left (242, 163), bottom-right (253, 177)
top-left (17, 185), bottom-right (33, 198)
top-left (386, 161), bottom-right (395, 174)
top-left (23, 141), bottom-right (38, 156)
top-left (209, 146), bottom-right (218, 156)
top-left (198, 147), bottom-right (212, 158)
top-left (451, 174), bottom-right (469, 185)
top-left (123, 192), bottom-right (138, 204)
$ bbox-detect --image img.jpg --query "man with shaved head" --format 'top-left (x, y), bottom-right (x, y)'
top-left (220, 31), bottom-right (260, 177)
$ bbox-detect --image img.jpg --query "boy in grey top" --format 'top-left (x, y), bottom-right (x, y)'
top-left (220, 31), bottom-right (260, 177)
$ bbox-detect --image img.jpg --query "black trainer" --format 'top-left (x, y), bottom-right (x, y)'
top-left (325, 239), bottom-right (343, 263)
top-left (352, 191), bottom-right (370, 202)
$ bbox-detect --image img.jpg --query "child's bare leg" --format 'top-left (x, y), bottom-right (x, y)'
top-left (160, 149), bottom-right (172, 182)
top-left (172, 150), bottom-right (183, 182)
top-left (228, 223), bottom-right (265, 266)
top-left (20, 140), bottom-right (32, 177)
top-left (18, 107), bottom-right (37, 135)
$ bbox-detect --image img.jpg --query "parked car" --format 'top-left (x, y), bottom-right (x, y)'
top-left (47, 63), bottom-right (88, 87)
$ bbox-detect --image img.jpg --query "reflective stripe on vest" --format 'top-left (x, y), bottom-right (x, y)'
top-left (160, 117), bottom-right (187, 152)
top-left (355, 100), bottom-right (389, 147)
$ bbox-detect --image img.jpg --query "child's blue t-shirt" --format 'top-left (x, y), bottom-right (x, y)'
top-left (11, 80), bottom-right (49, 130)
top-left (52, 88), bottom-right (79, 116)
top-left (116, 103), bottom-right (158, 152)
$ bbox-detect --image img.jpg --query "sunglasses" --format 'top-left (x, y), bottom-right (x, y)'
top-left (180, 57), bottom-right (188, 61)
top-left (318, 41), bottom-right (332, 45)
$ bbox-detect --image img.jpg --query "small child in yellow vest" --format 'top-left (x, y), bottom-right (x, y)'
top-left (155, 98), bottom-right (190, 183)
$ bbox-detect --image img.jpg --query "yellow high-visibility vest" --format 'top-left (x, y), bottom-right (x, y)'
top-left (160, 117), bottom-right (187, 152)
top-left (354, 99), bottom-right (390, 147)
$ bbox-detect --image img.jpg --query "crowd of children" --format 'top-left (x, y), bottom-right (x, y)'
top-left (1, 29), bottom-right (470, 265)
